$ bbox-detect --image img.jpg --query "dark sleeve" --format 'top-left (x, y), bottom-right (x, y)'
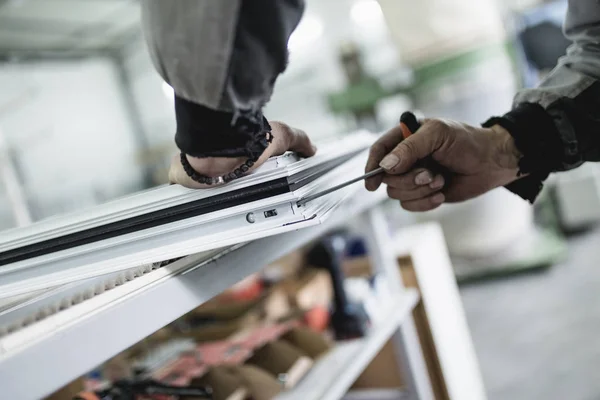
top-left (482, 0), bottom-right (600, 203)
top-left (141, 0), bottom-right (304, 158)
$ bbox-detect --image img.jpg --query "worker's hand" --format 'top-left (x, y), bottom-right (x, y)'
top-left (365, 119), bottom-right (522, 211)
top-left (169, 121), bottom-right (316, 188)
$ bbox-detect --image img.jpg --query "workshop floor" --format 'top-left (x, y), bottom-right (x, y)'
top-left (460, 226), bottom-right (600, 400)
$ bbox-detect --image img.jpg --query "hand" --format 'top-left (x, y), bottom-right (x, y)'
top-left (169, 121), bottom-right (317, 188)
top-left (365, 118), bottom-right (522, 211)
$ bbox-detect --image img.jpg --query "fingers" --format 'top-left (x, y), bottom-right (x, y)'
top-left (381, 167), bottom-right (445, 211)
top-left (365, 125), bottom-right (405, 191)
top-left (383, 168), bottom-right (444, 200)
top-left (288, 127), bottom-right (317, 157)
top-left (379, 120), bottom-right (446, 175)
top-left (364, 161), bottom-right (383, 192)
top-left (400, 192), bottom-right (445, 212)
top-left (270, 121), bottom-right (316, 157)
top-left (383, 168), bottom-right (436, 189)
top-left (227, 121), bottom-right (314, 180)
top-left (387, 184), bottom-right (438, 202)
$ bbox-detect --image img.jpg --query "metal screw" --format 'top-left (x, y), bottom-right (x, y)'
top-left (246, 212), bottom-right (256, 223)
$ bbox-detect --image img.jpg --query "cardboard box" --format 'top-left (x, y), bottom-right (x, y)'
top-left (181, 316), bottom-right (259, 343)
top-left (187, 297), bottom-right (263, 321)
top-left (343, 256), bottom-right (374, 278)
top-left (281, 326), bottom-right (332, 359)
top-left (153, 353), bottom-right (207, 386)
top-left (246, 340), bottom-right (313, 389)
top-left (234, 365), bottom-right (283, 400)
top-left (351, 339), bottom-right (404, 390)
top-left (236, 322), bottom-right (297, 351)
top-left (195, 341), bottom-right (253, 367)
top-left (179, 298), bottom-right (264, 343)
top-left (192, 366), bottom-right (248, 400)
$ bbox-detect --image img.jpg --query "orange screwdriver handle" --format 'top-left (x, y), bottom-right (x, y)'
top-left (400, 111), bottom-right (420, 138)
top-left (399, 111), bottom-right (450, 183)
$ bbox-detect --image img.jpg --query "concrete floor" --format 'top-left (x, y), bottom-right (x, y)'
top-left (460, 227), bottom-right (600, 400)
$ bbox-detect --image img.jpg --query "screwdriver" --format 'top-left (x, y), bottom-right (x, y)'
top-left (297, 112), bottom-right (423, 207)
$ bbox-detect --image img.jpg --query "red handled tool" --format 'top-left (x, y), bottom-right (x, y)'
top-left (400, 111), bottom-right (449, 180)
top-left (297, 111), bottom-right (443, 206)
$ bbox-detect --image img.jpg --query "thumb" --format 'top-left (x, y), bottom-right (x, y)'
top-left (378, 131), bottom-right (437, 174)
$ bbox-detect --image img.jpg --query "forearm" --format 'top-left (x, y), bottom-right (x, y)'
top-left (484, 0), bottom-right (600, 202)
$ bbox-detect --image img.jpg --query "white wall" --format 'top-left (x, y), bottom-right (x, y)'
top-left (0, 58), bottom-right (142, 226)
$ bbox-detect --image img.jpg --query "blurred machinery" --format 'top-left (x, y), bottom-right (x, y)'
top-left (328, 41), bottom-right (412, 132)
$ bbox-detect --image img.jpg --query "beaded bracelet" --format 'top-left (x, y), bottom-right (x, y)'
top-left (180, 132), bottom-right (273, 185)
top-left (180, 153), bottom-right (256, 184)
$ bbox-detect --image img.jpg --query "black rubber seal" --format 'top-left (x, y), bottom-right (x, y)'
top-left (0, 149), bottom-right (364, 266)
top-left (0, 178), bottom-right (290, 266)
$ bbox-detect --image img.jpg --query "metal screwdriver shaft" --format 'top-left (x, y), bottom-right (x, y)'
top-left (296, 167), bottom-right (384, 206)
top-left (296, 111), bottom-right (425, 207)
